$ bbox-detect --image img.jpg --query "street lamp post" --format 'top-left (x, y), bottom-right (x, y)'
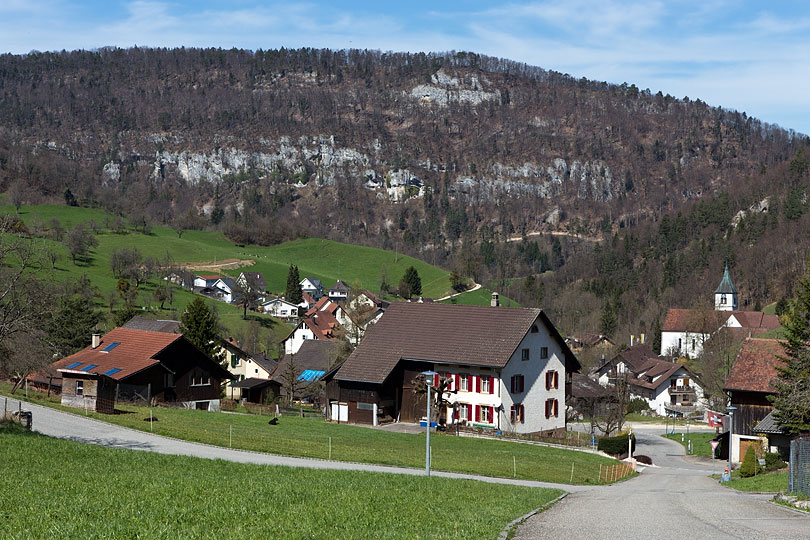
top-left (726, 405), bottom-right (737, 480)
top-left (422, 370), bottom-right (438, 477)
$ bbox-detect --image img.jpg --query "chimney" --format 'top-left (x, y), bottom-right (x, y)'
top-left (91, 330), bottom-right (101, 349)
top-left (491, 292), bottom-right (500, 307)
top-left (630, 335), bottom-right (635, 347)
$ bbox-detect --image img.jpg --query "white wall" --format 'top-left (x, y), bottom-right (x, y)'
top-left (439, 367), bottom-right (501, 427)
top-left (660, 331), bottom-right (708, 359)
top-left (640, 367), bottom-right (708, 415)
top-left (499, 319), bottom-right (567, 434)
top-left (284, 325), bottom-right (315, 355)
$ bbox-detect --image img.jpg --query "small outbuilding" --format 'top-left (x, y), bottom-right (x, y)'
top-left (58, 370), bottom-right (117, 414)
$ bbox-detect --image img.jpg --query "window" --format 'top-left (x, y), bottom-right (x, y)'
top-left (510, 375), bottom-right (525, 393)
top-left (510, 404), bottom-right (525, 424)
top-left (545, 370), bottom-right (559, 390)
top-left (104, 368), bottom-right (122, 376)
top-left (480, 406), bottom-right (490, 423)
top-left (458, 404), bottom-right (468, 421)
top-left (459, 374), bottom-right (469, 392)
top-left (540, 347), bottom-right (549, 359)
top-left (76, 381), bottom-right (84, 396)
top-left (545, 398), bottom-right (559, 418)
top-left (521, 348), bottom-right (530, 361)
top-left (65, 362), bottom-right (82, 369)
top-left (692, 339), bottom-right (696, 351)
top-left (189, 371), bottom-right (211, 386)
top-left (101, 342), bottom-right (120, 352)
top-left (530, 324), bottom-right (539, 333)
top-left (164, 373), bottom-right (174, 388)
top-left (481, 377), bottom-right (490, 394)
top-left (720, 294), bottom-right (727, 305)
top-left (80, 364), bottom-right (98, 372)
top-left (678, 338), bottom-right (682, 350)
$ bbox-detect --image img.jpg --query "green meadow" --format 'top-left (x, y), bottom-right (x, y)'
top-left (0, 423), bottom-right (563, 540)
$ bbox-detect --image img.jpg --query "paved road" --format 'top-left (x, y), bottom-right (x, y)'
top-left (515, 426), bottom-right (810, 540)
top-left (3, 397), bottom-right (589, 491)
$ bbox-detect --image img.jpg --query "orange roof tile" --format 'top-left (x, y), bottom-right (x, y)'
top-left (724, 338), bottom-right (785, 394)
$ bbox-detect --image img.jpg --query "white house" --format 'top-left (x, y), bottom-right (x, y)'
top-left (660, 265), bottom-right (780, 359)
top-left (212, 277), bottom-right (238, 303)
top-left (261, 298), bottom-right (300, 319)
top-left (592, 343), bottom-right (659, 387)
top-left (193, 274), bottom-right (222, 289)
top-left (281, 312), bottom-right (339, 355)
top-left (328, 280), bottom-right (351, 300)
top-left (628, 358), bottom-right (707, 415)
top-left (220, 338), bottom-right (277, 400)
top-left (325, 296), bottom-right (580, 434)
top-left (300, 277), bottom-right (324, 300)
top-left (236, 271), bottom-right (267, 293)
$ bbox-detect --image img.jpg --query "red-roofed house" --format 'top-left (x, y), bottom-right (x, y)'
top-left (660, 267), bottom-right (780, 359)
top-left (49, 327), bottom-right (233, 412)
top-left (724, 338), bottom-right (784, 436)
top-left (281, 311), bottom-right (340, 355)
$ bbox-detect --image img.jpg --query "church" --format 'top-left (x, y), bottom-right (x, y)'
top-left (660, 264), bottom-right (780, 359)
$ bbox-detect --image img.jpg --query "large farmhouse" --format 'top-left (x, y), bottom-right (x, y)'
top-left (325, 300), bottom-right (580, 435)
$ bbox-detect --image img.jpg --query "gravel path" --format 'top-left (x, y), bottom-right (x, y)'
top-left (514, 426), bottom-right (810, 540)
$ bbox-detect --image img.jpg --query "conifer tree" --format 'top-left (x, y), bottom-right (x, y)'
top-left (772, 260), bottom-right (810, 434)
top-left (285, 265), bottom-right (303, 304)
top-left (403, 266), bottom-right (422, 297)
top-left (179, 297), bottom-right (224, 364)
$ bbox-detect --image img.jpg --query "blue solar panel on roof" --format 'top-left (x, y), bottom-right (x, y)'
top-left (80, 364), bottom-right (98, 372)
top-left (101, 342), bottom-right (120, 352)
top-left (103, 368), bottom-right (122, 376)
top-left (65, 362), bottom-right (82, 369)
top-left (297, 369), bottom-right (325, 382)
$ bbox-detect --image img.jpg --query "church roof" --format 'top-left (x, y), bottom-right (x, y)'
top-left (715, 264), bottom-right (738, 295)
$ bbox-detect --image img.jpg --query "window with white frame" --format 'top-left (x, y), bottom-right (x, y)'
top-left (480, 406), bottom-right (490, 423)
top-left (458, 404), bottom-right (468, 421)
top-left (481, 377), bottom-right (490, 394)
top-left (510, 404), bottom-right (525, 424)
top-left (459, 374), bottom-right (469, 391)
top-left (76, 380), bottom-right (84, 396)
top-left (189, 371), bottom-right (211, 386)
top-left (545, 370), bottom-right (559, 390)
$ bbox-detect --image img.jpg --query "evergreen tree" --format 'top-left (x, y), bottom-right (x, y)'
top-left (772, 260), bottom-right (810, 433)
top-left (179, 297), bottom-right (225, 364)
top-left (599, 299), bottom-right (618, 338)
top-left (285, 265), bottom-right (303, 304)
top-left (48, 294), bottom-right (102, 357)
top-left (403, 266), bottom-right (422, 297)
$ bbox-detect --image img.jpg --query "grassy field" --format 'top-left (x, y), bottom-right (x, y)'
top-left (720, 471), bottom-right (788, 492)
top-left (4, 385), bottom-right (620, 485)
top-left (0, 423), bottom-right (563, 540)
top-left (664, 432), bottom-right (718, 457)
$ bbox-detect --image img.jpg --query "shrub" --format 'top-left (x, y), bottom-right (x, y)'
top-left (764, 452), bottom-right (787, 472)
top-left (739, 445), bottom-right (762, 478)
top-left (626, 398), bottom-right (650, 414)
top-left (597, 433), bottom-right (636, 455)
top-left (635, 454), bottom-right (652, 465)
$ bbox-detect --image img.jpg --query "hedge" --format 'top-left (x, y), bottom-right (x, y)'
top-left (597, 433), bottom-right (636, 455)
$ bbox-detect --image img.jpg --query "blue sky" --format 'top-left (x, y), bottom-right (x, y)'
top-left (2, 1), bottom-right (810, 135)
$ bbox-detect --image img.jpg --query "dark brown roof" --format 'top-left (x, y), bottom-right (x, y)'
top-left (272, 340), bottom-right (341, 383)
top-left (570, 373), bottom-right (610, 399)
top-left (724, 338), bottom-right (784, 394)
top-left (231, 377), bottom-right (278, 389)
top-left (594, 344), bottom-right (658, 377)
top-left (122, 316), bottom-right (180, 333)
top-left (251, 354), bottom-right (278, 375)
top-left (628, 358), bottom-right (690, 391)
top-left (335, 303), bottom-right (579, 384)
top-left (663, 308), bottom-right (780, 333)
top-left (239, 271), bottom-right (267, 290)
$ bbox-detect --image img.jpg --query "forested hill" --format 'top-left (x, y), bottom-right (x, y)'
top-left (1, 47), bottom-right (810, 343)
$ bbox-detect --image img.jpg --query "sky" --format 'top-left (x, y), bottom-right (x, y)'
top-left (2, 0), bottom-right (810, 135)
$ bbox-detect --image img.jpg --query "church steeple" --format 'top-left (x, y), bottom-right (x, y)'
top-left (714, 262), bottom-right (738, 311)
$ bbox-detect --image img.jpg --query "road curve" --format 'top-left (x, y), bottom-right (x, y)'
top-left (515, 426), bottom-right (810, 540)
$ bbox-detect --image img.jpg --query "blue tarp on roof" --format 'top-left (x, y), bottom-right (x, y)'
top-left (297, 369), bottom-right (325, 382)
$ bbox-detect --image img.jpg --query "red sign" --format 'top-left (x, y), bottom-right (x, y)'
top-left (707, 410), bottom-right (725, 427)
top-left (710, 441), bottom-right (720, 451)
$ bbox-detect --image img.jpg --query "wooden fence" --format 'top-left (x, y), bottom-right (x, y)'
top-left (598, 462), bottom-right (634, 483)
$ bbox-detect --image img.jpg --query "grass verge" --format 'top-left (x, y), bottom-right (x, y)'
top-left (3, 384), bottom-right (620, 485)
top-left (717, 470), bottom-right (789, 492)
top-left (0, 424), bottom-right (562, 540)
top-left (663, 432), bottom-right (717, 457)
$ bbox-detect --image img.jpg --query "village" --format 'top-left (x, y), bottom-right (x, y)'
top-left (17, 262), bottom-right (794, 475)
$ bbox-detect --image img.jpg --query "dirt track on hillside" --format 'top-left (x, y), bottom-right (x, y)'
top-left (182, 259), bottom-right (255, 271)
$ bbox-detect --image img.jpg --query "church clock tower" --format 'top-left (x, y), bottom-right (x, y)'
top-left (714, 263), bottom-right (738, 311)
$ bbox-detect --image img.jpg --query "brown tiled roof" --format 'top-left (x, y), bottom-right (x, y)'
top-left (594, 344), bottom-right (658, 377)
top-left (51, 328), bottom-right (183, 380)
top-left (240, 271), bottom-right (267, 290)
top-left (335, 303), bottom-right (579, 384)
top-left (723, 338), bottom-right (784, 394)
top-left (122, 316), bottom-right (180, 333)
top-left (628, 358), bottom-right (689, 391)
top-left (663, 308), bottom-right (780, 333)
top-left (571, 373), bottom-right (610, 399)
top-left (231, 377), bottom-right (278, 390)
top-left (306, 296), bottom-right (340, 317)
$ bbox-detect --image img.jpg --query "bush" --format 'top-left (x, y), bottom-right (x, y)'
top-left (626, 398), bottom-right (650, 414)
top-left (764, 452), bottom-right (787, 471)
top-left (597, 433), bottom-right (636, 456)
top-left (739, 445), bottom-right (762, 478)
top-left (635, 454), bottom-right (652, 465)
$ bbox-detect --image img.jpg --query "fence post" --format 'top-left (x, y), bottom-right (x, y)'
top-left (513, 456), bottom-right (517, 479)
top-left (599, 464), bottom-right (602, 483)
top-left (229, 425), bottom-right (232, 448)
top-left (570, 462), bottom-right (575, 483)
top-left (150, 409), bottom-right (153, 432)
top-left (329, 436), bottom-right (332, 460)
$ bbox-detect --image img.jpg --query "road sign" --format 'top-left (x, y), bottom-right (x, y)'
top-left (710, 441), bottom-right (720, 451)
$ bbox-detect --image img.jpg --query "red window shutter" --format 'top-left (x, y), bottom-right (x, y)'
top-left (475, 405), bottom-right (480, 422)
top-left (554, 371), bottom-right (559, 389)
top-left (553, 399), bottom-right (559, 417)
top-left (545, 400), bottom-right (550, 419)
top-left (467, 403), bottom-right (472, 419)
top-left (489, 406), bottom-right (494, 423)
top-left (520, 375), bottom-right (525, 393)
top-left (433, 374), bottom-right (439, 387)
top-left (454, 374), bottom-right (459, 390)
top-left (488, 377), bottom-right (494, 394)
top-left (520, 404), bottom-right (525, 424)
top-left (475, 376), bottom-right (481, 393)
top-left (453, 407), bottom-right (459, 420)
top-left (545, 372), bottom-right (551, 390)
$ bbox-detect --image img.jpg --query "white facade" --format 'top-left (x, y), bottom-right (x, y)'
top-left (715, 292), bottom-right (737, 311)
top-left (224, 352), bottom-right (274, 399)
top-left (262, 298), bottom-right (300, 319)
top-left (438, 318), bottom-right (568, 434)
top-left (633, 368), bottom-right (707, 415)
top-left (660, 330), bottom-right (710, 359)
top-left (212, 278), bottom-right (235, 303)
top-left (284, 322), bottom-right (316, 355)
top-left (300, 278), bottom-right (324, 299)
top-left (193, 275), bottom-right (219, 289)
